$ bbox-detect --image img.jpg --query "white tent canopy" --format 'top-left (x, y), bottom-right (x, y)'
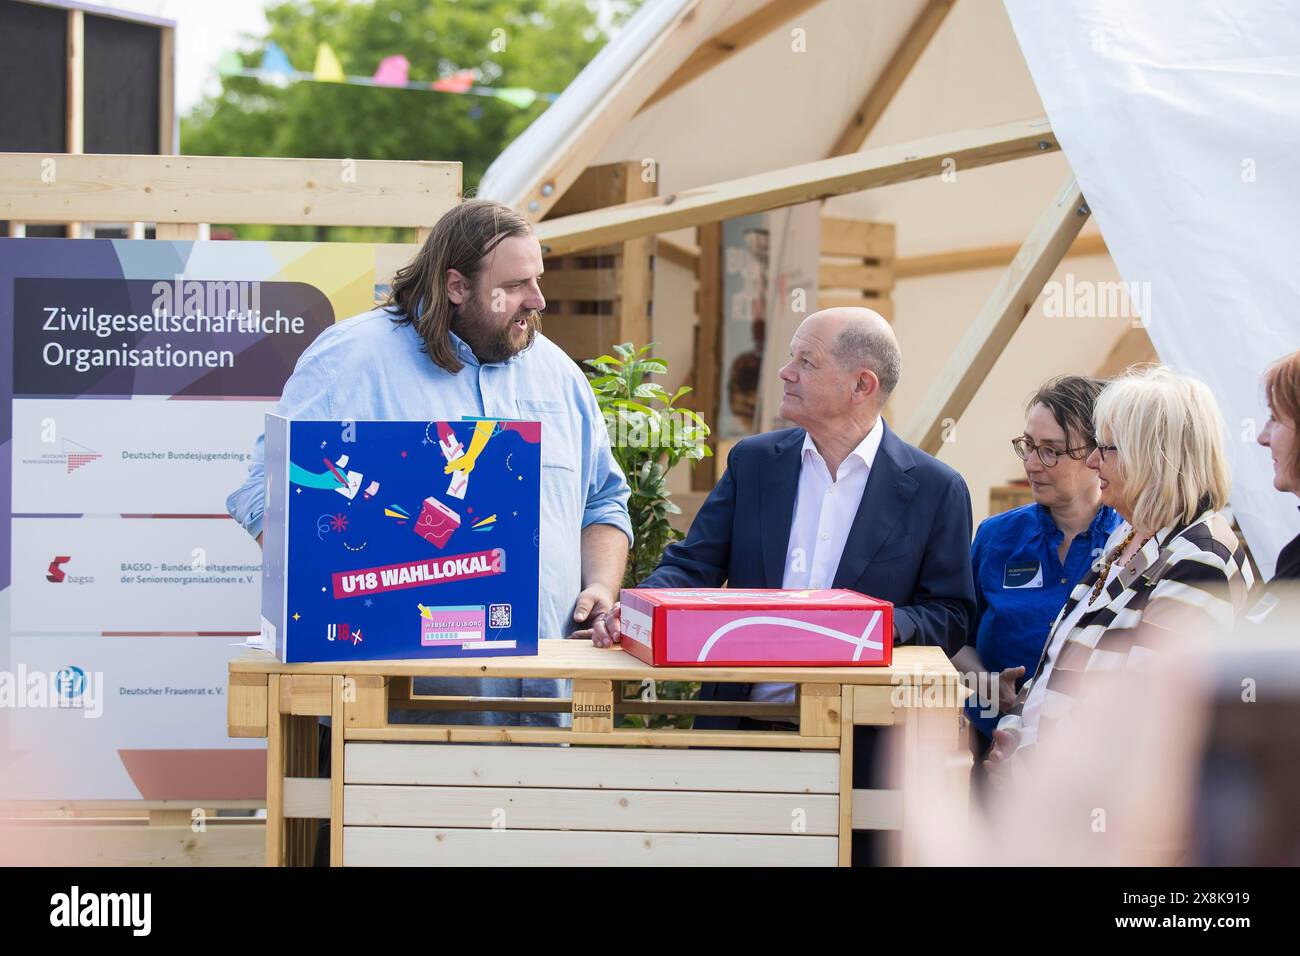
top-left (483, 0), bottom-right (1298, 576)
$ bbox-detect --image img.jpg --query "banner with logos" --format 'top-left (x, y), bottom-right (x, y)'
top-left (0, 238), bottom-right (394, 799)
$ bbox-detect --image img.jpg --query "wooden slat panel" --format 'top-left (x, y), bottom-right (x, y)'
top-left (540, 268), bottom-right (620, 302)
top-left (284, 777), bottom-right (330, 819)
top-left (344, 725), bottom-right (837, 749)
top-left (819, 262), bottom-right (894, 292)
top-left (535, 315), bottom-right (616, 366)
top-left (344, 785), bottom-right (838, 835)
top-left (820, 218), bottom-right (896, 258)
top-left (344, 743), bottom-right (839, 793)
top-left (851, 788), bottom-right (903, 830)
top-left (343, 826), bottom-right (837, 867)
top-left (0, 823), bottom-right (264, 867)
top-left (0, 153), bottom-right (461, 226)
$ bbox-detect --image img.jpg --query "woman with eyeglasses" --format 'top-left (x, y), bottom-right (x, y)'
top-left (989, 366), bottom-right (1254, 769)
top-left (1257, 350), bottom-right (1300, 582)
top-left (953, 375), bottom-right (1121, 779)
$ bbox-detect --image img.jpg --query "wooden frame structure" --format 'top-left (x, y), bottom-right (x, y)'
top-left (0, 151), bottom-right (461, 865)
top-left (538, 161), bottom-right (656, 361)
top-left (230, 642), bottom-right (968, 867)
top-left (5, 0), bottom-right (178, 239)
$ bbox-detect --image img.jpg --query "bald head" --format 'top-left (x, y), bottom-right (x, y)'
top-left (801, 308), bottom-right (901, 396)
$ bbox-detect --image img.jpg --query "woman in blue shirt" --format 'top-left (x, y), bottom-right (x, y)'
top-left (953, 375), bottom-right (1121, 780)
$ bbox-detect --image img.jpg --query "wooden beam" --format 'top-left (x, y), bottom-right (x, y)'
top-left (535, 117), bottom-right (1058, 255)
top-left (66, 10), bottom-right (84, 154)
top-left (828, 0), bottom-right (956, 157)
top-left (692, 222), bottom-right (723, 490)
top-left (896, 233), bottom-right (1108, 279)
top-left (904, 176), bottom-right (1089, 454)
top-left (1095, 325), bottom-right (1157, 379)
top-left (65, 9), bottom-right (84, 238)
top-left (0, 153), bottom-right (461, 227)
top-left (159, 26), bottom-right (177, 153)
top-left (618, 164), bottom-right (656, 348)
top-left (512, 0), bottom-right (734, 222)
top-left (656, 234), bottom-right (700, 274)
top-left (638, 0), bottom-right (825, 114)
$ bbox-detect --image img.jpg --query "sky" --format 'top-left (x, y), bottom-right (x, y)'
top-left (75, 0), bottom-right (627, 118)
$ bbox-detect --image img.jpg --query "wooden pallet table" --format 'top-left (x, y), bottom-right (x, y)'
top-left (229, 640), bottom-right (969, 867)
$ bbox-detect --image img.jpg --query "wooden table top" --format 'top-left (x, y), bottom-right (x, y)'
top-left (229, 639), bottom-right (960, 685)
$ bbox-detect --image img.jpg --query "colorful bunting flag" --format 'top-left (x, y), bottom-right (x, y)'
top-left (491, 87), bottom-right (538, 110)
top-left (228, 45), bottom-right (548, 108)
top-left (432, 69), bottom-right (475, 94)
top-left (216, 50), bottom-right (242, 77)
top-left (259, 42), bottom-right (294, 78)
top-left (372, 54), bottom-right (409, 87)
top-left (313, 42), bottom-right (344, 82)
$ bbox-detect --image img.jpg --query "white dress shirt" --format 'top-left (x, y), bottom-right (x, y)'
top-left (750, 417), bottom-right (885, 705)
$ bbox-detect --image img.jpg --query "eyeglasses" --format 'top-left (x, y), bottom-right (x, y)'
top-left (1011, 435), bottom-right (1092, 468)
top-left (1094, 442), bottom-right (1119, 462)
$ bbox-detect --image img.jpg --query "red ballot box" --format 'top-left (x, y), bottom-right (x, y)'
top-left (617, 588), bottom-right (893, 667)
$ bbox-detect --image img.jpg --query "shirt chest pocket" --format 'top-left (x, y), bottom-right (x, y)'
top-left (517, 398), bottom-right (578, 473)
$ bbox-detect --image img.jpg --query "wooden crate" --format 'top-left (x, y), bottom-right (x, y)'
top-left (539, 161), bottom-right (655, 364)
top-left (817, 217), bottom-right (896, 321)
top-left (989, 482), bottom-right (1034, 516)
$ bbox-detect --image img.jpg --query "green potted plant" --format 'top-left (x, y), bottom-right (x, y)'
top-left (585, 342), bottom-right (712, 728)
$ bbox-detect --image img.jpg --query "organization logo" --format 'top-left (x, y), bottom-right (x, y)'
top-left (45, 555), bottom-right (92, 585)
top-left (22, 437), bottom-right (103, 474)
top-left (326, 623), bottom-right (363, 646)
top-left (55, 665), bottom-right (88, 701)
top-left (47, 555), bottom-right (71, 582)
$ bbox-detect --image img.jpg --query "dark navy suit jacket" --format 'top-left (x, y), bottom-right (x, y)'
top-left (638, 422), bottom-right (976, 729)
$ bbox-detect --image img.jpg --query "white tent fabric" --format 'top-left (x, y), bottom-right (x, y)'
top-left (477, 0), bottom-right (695, 204)
top-left (1005, 0), bottom-right (1300, 578)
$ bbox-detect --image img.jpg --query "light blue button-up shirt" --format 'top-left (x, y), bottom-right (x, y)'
top-left (227, 305), bottom-right (633, 656)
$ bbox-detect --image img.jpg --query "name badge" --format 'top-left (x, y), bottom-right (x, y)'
top-left (1003, 561), bottom-right (1044, 589)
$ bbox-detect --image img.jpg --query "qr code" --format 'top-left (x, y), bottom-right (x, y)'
top-left (489, 604), bottom-right (512, 628)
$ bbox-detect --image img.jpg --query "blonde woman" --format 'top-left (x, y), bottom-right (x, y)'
top-left (990, 366), bottom-right (1254, 765)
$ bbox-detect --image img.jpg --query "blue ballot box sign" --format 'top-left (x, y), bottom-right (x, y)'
top-left (260, 415), bottom-right (541, 663)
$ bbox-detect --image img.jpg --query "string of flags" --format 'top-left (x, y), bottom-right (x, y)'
top-left (216, 42), bottom-right (558, 110)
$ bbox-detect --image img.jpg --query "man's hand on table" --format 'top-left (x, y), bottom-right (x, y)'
top-left (569, 584), bottom-right (617, 644)
top-left (580, 601), bottom-right (623, 648)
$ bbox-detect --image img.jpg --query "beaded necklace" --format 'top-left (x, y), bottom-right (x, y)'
top-left (1088, 528), bottom-right (1139, 606)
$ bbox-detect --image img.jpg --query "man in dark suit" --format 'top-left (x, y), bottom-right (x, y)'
top-left (587, 307), bottom-right (976, 863)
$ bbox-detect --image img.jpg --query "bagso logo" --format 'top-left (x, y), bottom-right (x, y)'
top-left (46, 555), bottom-right (71, 582)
